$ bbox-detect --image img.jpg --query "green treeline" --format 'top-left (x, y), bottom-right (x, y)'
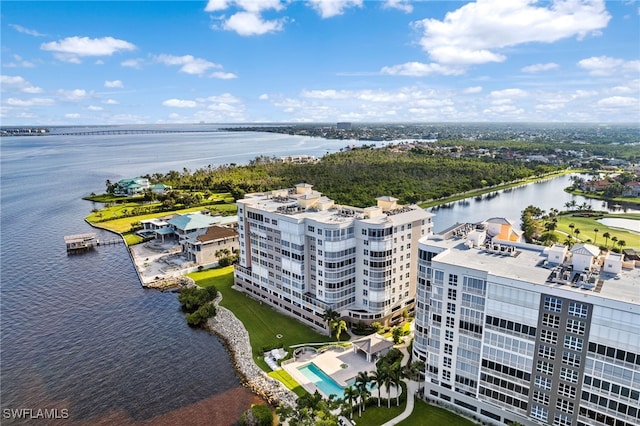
top-left (148, 148), bottom-right (560, 207)
top-left (178, 286), bottom-right (218, 327)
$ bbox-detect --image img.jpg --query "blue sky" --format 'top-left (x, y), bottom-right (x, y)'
top-left (1, 0), bottom-right (639, 125)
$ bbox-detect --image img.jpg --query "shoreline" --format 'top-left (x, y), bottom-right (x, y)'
top-left (204, 292), bottom-right (298, 409)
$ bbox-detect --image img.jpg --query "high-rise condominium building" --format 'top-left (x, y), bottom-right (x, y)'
top-left (234, 183), bottom-right (433, 332)
top-left (413, 218), bottom-right (639, 426)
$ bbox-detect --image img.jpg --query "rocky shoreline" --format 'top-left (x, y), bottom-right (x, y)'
top-left (205, 293), bottom-right (298, 409)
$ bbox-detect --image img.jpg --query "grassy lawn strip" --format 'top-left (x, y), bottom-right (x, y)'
top-left (354, 382), bottom-right (407, 425)
top-left (554, 213), bottom-right (640, 248)
top-left (397, 397), bottom-right (477, 426)
top-left (188, 267), bottom-right (333, 372)
top-left (268, 370), bottom-right (307, 397)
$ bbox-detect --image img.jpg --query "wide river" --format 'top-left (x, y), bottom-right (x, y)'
top-left (0, 126), bottom-right (636, 424)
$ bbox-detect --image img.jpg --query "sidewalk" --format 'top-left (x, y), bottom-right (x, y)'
top-left (380, 380), bottom-right (419, 426)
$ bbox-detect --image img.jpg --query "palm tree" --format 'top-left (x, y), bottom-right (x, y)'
top-left (617, 240), bottom-right (626, 251)
top-left (568, 223), bottom-right (575, 232)
top-left (574, 228), bottom-right (580, 240)
top-left (382, 369), bottom-right (394, 409)
top-left (390, 365), bottom-right (402, 407)
top-left (603, 232), bottom-right (611, 248)
top-left (564, 237), bottom-right (574, 249)
top-left (354, 370), bottom-right (370, 414)
top-left (593, 228), bottom-right (599, 245)
top-left (343, 385), bottom-right (356, 419)
top-left (334, 319), bottom-right (347, 341)
top-left (368, 369), bottom-right (386, 407)
top-left (321, 308), bottom-right (340, 336)
top-left (611, 236), bottom-right (618, 250)
top-left (356, 386), bottom-right (370, 417)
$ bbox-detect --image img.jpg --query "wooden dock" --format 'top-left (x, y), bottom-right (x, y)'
top-left (64, 233), bottom-right (123, 254)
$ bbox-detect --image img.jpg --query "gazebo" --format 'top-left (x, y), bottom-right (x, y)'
top-left (352, 333), bottom-right (394, 362)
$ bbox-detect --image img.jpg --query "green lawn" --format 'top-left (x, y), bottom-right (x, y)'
top-left (397, 397), bottom-right (477, 426)
top-left (351, 383), bottom-right (407, 426)
top-left (268, 370), bottom-right (307, 397)
top-left (554, 213), bottom-right (640, 249)
top-left (187, 267), bottom-right (334, 371)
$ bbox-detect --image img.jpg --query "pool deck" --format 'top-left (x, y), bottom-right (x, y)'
top-left (283, 346), bottom-right (401, 399)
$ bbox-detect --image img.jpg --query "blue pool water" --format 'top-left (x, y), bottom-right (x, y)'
top-left (298, 363), bottom-right (345, 398)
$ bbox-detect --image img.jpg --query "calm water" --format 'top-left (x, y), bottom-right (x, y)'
top-left (1, 127), bottom-right (636, 424)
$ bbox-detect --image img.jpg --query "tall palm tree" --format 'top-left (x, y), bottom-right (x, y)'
top-left (593, 228), bottom-right (599, 245)
top-left (382, 369), bottom-right (394, 409)
top-left (368, 369), bottom-right (386, 407)
top-left (321, 308), bottom-right (340, 336)
top-left (390, 365), bottom-right (402, 407)
top-left (343, 385), bottom-right (356, 419)
top-left (574, 228), bottom-right (580, 240)
top-left (356, 386), bottom-right (370, 417)
top-left (354, 370), bottom-right (370, 414)
top-left (617, 240), bottom-right (626, 251)
top-left (611, 236), bottom-right (618, 250)
top-left (603, 232), bottom-right (611, 248)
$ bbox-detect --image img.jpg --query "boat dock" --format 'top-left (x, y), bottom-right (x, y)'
top-left (64, 233), bottom-right (123, 253)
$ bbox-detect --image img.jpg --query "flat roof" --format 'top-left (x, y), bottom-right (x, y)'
top-left (422, 236), bottom-right (640, 306)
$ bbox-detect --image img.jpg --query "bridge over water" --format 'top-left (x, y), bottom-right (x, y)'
top-left (54, 129), bottom-right (219, 136)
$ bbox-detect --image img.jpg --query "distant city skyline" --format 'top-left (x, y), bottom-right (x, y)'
top-left (1, 0), bottom-right (638, 125)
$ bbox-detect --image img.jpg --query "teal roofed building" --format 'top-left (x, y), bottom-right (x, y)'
top-left (115, 177), bottom-right (150, 195)
top-left (150, 183), bottom-right (172, 194)
top-left (168, 212), bottom-right (238, 247)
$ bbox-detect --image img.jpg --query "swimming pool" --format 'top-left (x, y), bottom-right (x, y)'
top-left (298, 363), bottom-right (344, 398)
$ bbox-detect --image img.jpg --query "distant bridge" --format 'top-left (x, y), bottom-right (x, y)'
top-left (54, 129), bottom-right (219, 136)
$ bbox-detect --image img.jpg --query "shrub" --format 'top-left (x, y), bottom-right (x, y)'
top-left (240, 404), bottom-right (273, 426)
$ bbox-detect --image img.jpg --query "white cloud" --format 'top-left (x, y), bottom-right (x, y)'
top-left (41, 36), bottom-right (136, 62)
top-left (222, 12), bottom-right (285, 35)
top-left (104, 99), bottom-right (119, 105)
top-left (578, 56), bottom-right (640, 76)
top-left (259, 94), bottom-right (269, 100)
top-left (596, 96), bottom-right (638, 108)
top-left (521, 62), bottom-right (559, 73)
top-left (489, 88), bottom-right (527, 98)
top-left (121, 58), bottom-right (144, 69)
top-left (205, 0), bottom-right (231, 11)
top-left (380, 61), bottom-right (465, 76)
top-left (104, 80), bottom-right (124, 88)
top-left (57, 89), bottom-right (92, 102)
top-left (383, 0), bottom-right (413, 13)
top-left (65, 113), bottom-right (81, 118)
top-left (87, 105), bottom-right (103, 111)
top-left (210, 71), bottom-right (238, 79)
top-left (155, 54), bottom-right (221, 75)
top-left (162, 99), bottom-right (198, 108)
top-left (1, 75), bottom-right (43, 93)
top-left (307, 0), bottom-right (363, 18)
top-left (202, 93), bottom-right (242, 103)
top-left (6, 97), bottom-right (55, 106)
top-left (3, 55), bottom-right (36, 68)
top-left (462, 86), bottom-right (483, 94)
top-left (9, 24), bottom-right (46, 37)
top-left (413, 0), bottom-right (610, 67)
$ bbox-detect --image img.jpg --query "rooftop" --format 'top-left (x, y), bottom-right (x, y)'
top-left (422, 222), bottom-right (640, 307)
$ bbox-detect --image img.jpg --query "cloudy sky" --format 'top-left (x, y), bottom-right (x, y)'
top-left (1, 0), bottom-right (638, 125)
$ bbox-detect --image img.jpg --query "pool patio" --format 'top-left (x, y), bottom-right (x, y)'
top-left (282, 345), bottom-right (402, 399)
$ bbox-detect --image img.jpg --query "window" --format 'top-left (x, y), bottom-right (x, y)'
top-left (447, 303), bottom-right (456, 314)
top-left (445, 330), bottom-right (454, 342)
top-left (535, 375), bottom-right (552, 390)
top-left (566, 319), bottom-right (585, 335)
top-left (560, 367), bottom-right (579, 384)
top-left (538, 345), bottom-right (556, 360)
top-left (444, 343), bottom-right (453, 355)
top-left (536, 360), bottom-right (554, 375)
top-left (443, 357), bottom-right (452, 368)
top-left (542, 313), bottom-right (560, 328)
top-left (533, 390), bottom-right (550, 405)
top-left (553, 413), bottom-right (572, 426)
top-left (541, 329), bottom-right (558, 345)
top-left (442, 370), bottom-right (451, 381)
top-left (448, 274), bottom-right (458, 286)
top-left (568, 302), bottom-right (588, 318)
top-left (446, 317), bottom-right (455, 328)
top-left (562, 351), bottom-right (581, 368)
top-left (531, 405), bottom-right (548, 422)
top-left (544, 296), bottom-right (562, 313)
top-left (564, 335), bottom-right (583, 351)
top-left (556, 398), bottom-right (574, 415)
top-left (448, 289), bottom-right (457, 300)
top-left (558, 383), bottom-right (576, 399)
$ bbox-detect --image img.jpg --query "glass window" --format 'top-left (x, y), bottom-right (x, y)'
top-left (544, 296), bottom-right (562, 313)
top-left (568, 302), bottom-right (588, 318)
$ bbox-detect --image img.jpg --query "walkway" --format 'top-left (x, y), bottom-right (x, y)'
top-left (380, 380), bottom-right (419, 426)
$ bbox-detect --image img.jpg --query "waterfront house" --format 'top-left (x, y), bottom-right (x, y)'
top-left (150, 183), bottom-right (172, 194)
top-left (183, 225), bottom-right (238, 265)
top-left (115, 177), bottom-right (150, 195)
